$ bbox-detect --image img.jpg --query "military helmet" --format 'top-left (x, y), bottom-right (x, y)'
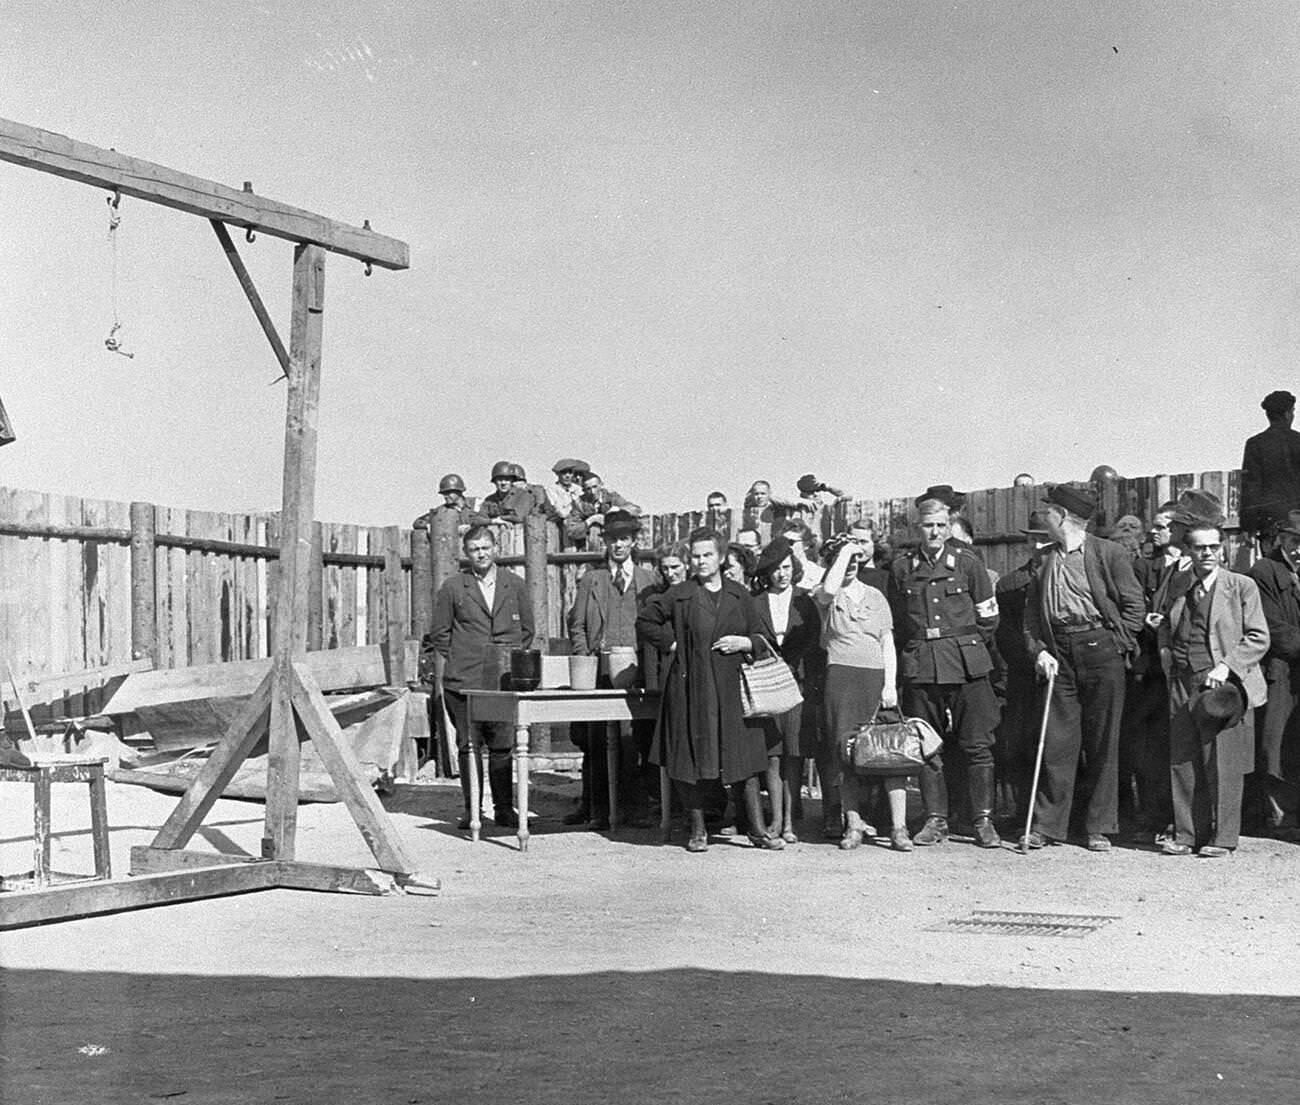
top-left (507, 462), bottom-right (527, 481)
top-left (438, 473), bottom-right (466, 494)
top-left (490, 460), bottom-right (514, 481)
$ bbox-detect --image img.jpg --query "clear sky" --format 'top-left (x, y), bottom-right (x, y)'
top-left (2, 1), bottom-right (1297, 525)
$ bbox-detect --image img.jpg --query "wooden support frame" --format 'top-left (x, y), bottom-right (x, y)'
top-left (0, 116), bottom-right (432, 927)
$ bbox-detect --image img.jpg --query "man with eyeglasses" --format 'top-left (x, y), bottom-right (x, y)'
top-left (1156, 523), bottom-right (1269, 856)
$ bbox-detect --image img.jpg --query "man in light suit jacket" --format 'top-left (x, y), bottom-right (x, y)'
top-left (1023, 484), bottom-right (1145, 851)
top-left (566, 510), bottom-right (659, 828)
top-left (430, 524), bottom-right (535, 829)
top-left (1158, 522), bottom-right (1270, 856)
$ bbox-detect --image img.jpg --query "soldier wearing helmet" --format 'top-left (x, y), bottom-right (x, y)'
top-left (479, 461), bottom-right (546, 524)
top-left (412, 473), bottom-right (473, 531)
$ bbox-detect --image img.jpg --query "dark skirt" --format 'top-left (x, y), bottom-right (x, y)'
top-left (824, 664), bottom-right (885, 763)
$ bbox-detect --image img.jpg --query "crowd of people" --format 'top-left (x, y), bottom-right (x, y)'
top-left (424, 391), bottom-right (1300, 856)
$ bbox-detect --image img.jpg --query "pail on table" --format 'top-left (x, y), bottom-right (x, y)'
top-left (540, 654), bottom-right (570, 688)
top-left (510, 649), bottom-right (542, 692)
top-left (601, 646), bottom-right (639, 690)
top-left (568, 654), bottom-right (599, 691)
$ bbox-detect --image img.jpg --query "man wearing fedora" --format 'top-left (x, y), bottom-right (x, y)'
top-left (566, 509), bottom-right (659, 829)
top-left (1022, 484), bottom-right (1144, 851)
top-left (1241, 390), bottom-right (1300, 539)
top-left (1157, 521), bottom-right (1269, 856)
top-left (1247, 510), bottom-right (1300, 831)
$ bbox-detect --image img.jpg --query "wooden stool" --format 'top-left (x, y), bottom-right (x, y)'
top-left (0, 756), bottom-right (111, 890)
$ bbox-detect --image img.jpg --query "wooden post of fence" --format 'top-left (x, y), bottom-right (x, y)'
top-left (410, 526), bottom-right (434, 641)
top-left (430, 509), bottom-right (459, 591)
top-left (306, 520), bottom-right (324, 652)
top-left (129, 501), bottom-right (157, 663)
top-left (381, 526), bottom-right (407, 685)
top-left (524, 513), bottom-right (551, 754)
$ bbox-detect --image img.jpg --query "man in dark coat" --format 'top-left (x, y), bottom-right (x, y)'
top-left (1022, 484), bottom-right (1145, 851)
top-left (1247, 510), bottom-right (1300, 830)
top-left (1241, 390), bottom-right (1300, 537)
top-left (1120, 502), bottom-right (1181, 837)
top-left (429, 524), bottom-right (535, 830)
top-left (566, 510), bottom-right (659, 829)
top-left (993, 514), bottom-right (1053, 822)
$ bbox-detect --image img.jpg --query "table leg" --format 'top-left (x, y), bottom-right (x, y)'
top-left (33, 768), bottom-right (51, 887)
top-left (89, 767), bottom-right (112, 880)
top-left (607, 723), bottom-right (620, 831)
top-left (467, 728), bottom-right (482, 843)
top-left (516, 724), bottom-right (530, 852)
top-left (660, 766), bottom-right (672, 842)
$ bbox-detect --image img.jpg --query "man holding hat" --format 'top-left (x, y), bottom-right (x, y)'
top-left (890, 496), bottom-right (1003, 847)
top-left (1022, 484), bottom-right (1144, 851)
top-left (566, 509), bottom-right (658, 828)
top-left (1241, 390), bottom-right (1300, 537)
top-left (1247, 509), bottom-right (1300, 831)
top-left (1157, 521), bottom-right (1269, 855)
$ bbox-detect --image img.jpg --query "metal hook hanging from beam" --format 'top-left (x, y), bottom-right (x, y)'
top-left (210, 219), bottom-right (289, 382)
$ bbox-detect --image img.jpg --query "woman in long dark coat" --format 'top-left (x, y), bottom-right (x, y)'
top-left (638, 528), bottom-right (781, 852)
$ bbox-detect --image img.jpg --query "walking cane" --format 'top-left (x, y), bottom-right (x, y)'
top-left (1020, 668), bottom-right (1056, 855)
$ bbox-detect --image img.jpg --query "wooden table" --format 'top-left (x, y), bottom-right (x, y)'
top-left (463, 689), bottom-right (660, 851)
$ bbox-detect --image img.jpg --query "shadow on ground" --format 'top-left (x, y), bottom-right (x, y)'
top-left (2, 967), bottom-right (1296, 1105)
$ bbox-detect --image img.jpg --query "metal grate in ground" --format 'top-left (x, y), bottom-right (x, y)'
top-left (926, 910), bottom-right (1120, 938)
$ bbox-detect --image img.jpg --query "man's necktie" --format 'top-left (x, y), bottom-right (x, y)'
top-left (615, 569), bottom-right (627, 594)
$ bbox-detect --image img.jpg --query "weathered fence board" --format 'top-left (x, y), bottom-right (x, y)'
top-left (0, 471), bottom-right (1254, 701)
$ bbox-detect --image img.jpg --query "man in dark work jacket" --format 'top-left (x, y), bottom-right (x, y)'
top-left (1023, 484), bottom-right (1144, 851)
top-left (429, 524), bottom-right (535, 830)
top-left (1248, 510), bottom-right (1300, 830)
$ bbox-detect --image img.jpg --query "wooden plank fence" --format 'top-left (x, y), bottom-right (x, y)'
top-left (0, 470), bottom-right (1251, 720)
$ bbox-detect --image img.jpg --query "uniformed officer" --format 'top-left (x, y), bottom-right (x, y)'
top-left (891, 496), bottom-right (1002, 847)
top-left (413, 473), bottom-right (471, 531)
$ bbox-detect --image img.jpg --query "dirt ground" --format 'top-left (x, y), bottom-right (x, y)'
top-left (2, 772), bottom-right (1299, 1105)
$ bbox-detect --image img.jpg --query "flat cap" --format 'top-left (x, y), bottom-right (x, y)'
top-left (1262, 391), bottom-right (1296, 415)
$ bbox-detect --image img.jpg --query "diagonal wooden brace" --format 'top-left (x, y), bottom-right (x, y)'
top-left (151, 670), bottom-right (273, 849)
top-left (289, 662), bottom-right (416, 876)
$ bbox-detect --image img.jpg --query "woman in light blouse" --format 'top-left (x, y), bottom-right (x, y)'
top-left (814, 533), bottom-right (911, 851)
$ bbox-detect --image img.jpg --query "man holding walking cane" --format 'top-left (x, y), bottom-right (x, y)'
top-left (1021, 485), bottom-right (1145, 851)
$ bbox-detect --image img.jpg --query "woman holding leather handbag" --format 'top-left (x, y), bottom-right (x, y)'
top-left (751, 538), bottom-right (825, 843)
top-left (638, 528), bottom-right (785, 852)
top-left (814, 533), bottom-right (912, 852)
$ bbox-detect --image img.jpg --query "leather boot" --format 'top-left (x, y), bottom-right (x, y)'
top-left (969, 763), bottom-right (1001, 848)
top-left (914, 763), bottom-right (949, 846)
top-left (488, 751), bottom-right (517, 828)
